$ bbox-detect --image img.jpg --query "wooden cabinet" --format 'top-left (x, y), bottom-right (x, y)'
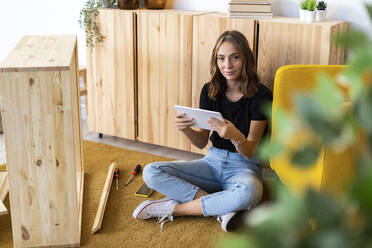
top-left (257, 17), bottom-right (348, 91)
top-left (87, 9), bottom-right (137, 139)
top-left (86, 10), bottom-right (347, 154)
top-left (137, 10), bottom-right (201, 151)
top-left (191, 13), bottom-right (257, 154)
top-left (0, 35), bottom-right (83, 247)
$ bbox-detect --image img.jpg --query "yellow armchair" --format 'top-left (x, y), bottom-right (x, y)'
top-left (270, 65), bottom-right (358, 195)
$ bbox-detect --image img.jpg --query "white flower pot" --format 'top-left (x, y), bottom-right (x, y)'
top-left (299, 9), bottom-right (306, 21)
top-left (304, 10), bottom-right (315, 23)
top-left (316, 10), bottom-right (327, 22)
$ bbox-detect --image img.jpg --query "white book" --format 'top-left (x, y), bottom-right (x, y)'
top-left (229, 11), bottom-right (273, 16)
top-left (229, 4), bottom-right (272, 12)
top-left (229, 0), bottom-right (271, 3)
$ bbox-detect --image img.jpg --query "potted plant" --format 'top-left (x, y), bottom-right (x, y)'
top-left (79, 0), bottom-right (115, 49)
top-left (304, 0), bottom-right (317, 23)
top-left (316, 1), bottom-right (328, 21)
top-left (299, 0), bottom-right (307, 21)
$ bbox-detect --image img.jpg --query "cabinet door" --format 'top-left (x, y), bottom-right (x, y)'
top-left (191, 13), bottom-right (257, 154)
top-left (137, 10), bottom-right (197, 151)
top-left (257, 17), bottom-right (348, 91)
top-left (87, 9), bottom-right (136, 139)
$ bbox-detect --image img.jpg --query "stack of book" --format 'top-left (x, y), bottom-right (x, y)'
top-left (228, 0), bottom-right (273, 19)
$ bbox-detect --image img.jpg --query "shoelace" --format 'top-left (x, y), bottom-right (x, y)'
top-left (157, 215), bottom-right (174, 231)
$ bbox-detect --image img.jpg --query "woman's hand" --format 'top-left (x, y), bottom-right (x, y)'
top-left (174, 112), bottom-right (195, 131)
top-left (208, 117), bottom-right (243, 141)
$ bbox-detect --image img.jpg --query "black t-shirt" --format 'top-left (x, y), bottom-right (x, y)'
top-left (199, 82), bottom-right (273, 152)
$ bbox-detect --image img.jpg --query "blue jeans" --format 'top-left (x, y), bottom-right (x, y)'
top-left (142, 146), bottom-right (263, 216)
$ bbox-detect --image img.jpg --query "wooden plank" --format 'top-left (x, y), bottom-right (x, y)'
top-left (256, 17), bottom-right (347, 91)
top-left (0, 172), bottom-right (8, 202)
top-left (0, 35), bottom-right (76, 72)
top-left (87, 9), bottom-right (136, 140)
top-left (92, 162), bottom-right (116, 234)
top-left (0, 200), bottom-right (7, 216)
top-left (0, 35), bottom-right (82, 247)
top-left (137, 10), bottom-right (200, 151)
top-left (191, 12), bottom-right (257, 154)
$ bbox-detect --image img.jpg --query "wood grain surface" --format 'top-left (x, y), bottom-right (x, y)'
top-left (87, 9), bottom-right (137, 140)
top-left (0, 35), bottom-right (83, 247)
top-left (137, 10), bottom-right (202, 151)
top-left (257, 17), bottom-right (348, 91)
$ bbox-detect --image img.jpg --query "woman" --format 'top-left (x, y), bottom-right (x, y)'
top-left (133, 30), bottom-right (272, 232)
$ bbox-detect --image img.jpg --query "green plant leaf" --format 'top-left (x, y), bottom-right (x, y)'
top-left (353, 87), bottom-right (372, 134)
top-left (258, 138), bottom-right (284, 161)
top-left (314, 73), bottom-right (344, 120)
top-left (366, 4), bottom-right (372, 20)
top-left (295, 95), bottom-right (342, 144)
top-left (272, 108), bottom-right (294, 141)
top-left (290, 144), bottom-right (320, 167)
top-left (350, 163), bottom-right (372, 214)
top-left (333, 30), bottom-right (371, 50)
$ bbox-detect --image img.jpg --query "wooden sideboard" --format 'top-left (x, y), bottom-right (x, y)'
top-left (87, 9), bottom-right (137, 140)
top-left (257, 17), bottom-right (348, 91)
top-left (137, 10), bottom-right (200, 151)
top-left (86, 9), bottom-right (347, 154)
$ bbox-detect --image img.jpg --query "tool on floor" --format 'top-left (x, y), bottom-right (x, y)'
top-left (124, 164), bottom-right (141, 186)
top-left (114, 168), bottom-right (120, 190)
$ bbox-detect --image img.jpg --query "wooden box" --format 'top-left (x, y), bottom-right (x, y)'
top-left (0, 35), bottom-right (84, 247)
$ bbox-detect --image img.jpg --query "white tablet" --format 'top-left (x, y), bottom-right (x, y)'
top-left (174, 105), bottom-right (223, 130)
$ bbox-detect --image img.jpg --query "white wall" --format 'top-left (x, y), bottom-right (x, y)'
top-left (0, 0), bottom-right (371, 67)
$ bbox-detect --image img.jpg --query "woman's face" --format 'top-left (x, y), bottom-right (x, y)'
top-left (216, 41), bottom-right (243, 83)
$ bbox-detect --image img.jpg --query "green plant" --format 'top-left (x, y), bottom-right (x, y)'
top-left (79, 0), bottom-right (104, 49)
top-left (317, 1), bottom-right (327, 11)
top-left (220, 3), bottom-right (372, 248)
top-left (300, 0), bottom-right (307, 10)
top-left (306, 0), bottom-right (317, 11)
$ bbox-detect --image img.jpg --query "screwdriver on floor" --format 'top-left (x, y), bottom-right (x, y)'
top-left (114, 168), bottom-right (120, 191)
top-left (124, 164), bottom-right (141, 186)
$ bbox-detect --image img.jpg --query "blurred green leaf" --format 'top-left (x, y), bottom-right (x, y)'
top-left (351, 161), bottom-right (372, 214)
top-left (366, 4), bottom-right (372, 20)
top-left (272, 108), bottom-right (294, 141)
top-left (353, 87), bottom-right (372, 134)
top-left (314, 73), bottom-right (344, 120)
top-left (291, 144), bottom-right (320, 167)
top-left (312, 230), bottom-right (350, 248)
top-left (345, 49), bottom-right (372, 79)
top-left (258, 138), bottom-right (284, 161)
top-left (305, 190), bottom-right (344, 229)
top-left (295, 95), bottom-right (342, 144)
top-left (246, 185), bottom-right (310, 247)
top-left (333, 30), bottom-right (371, 50)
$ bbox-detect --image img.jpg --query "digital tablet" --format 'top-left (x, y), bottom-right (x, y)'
top-left (174, 105), bottom-right (223, 130)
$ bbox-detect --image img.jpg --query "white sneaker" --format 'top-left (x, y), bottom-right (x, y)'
top-left (133, 198), bottom-right (179, 230)
top-left (217, 212), bottom-right (238, 232)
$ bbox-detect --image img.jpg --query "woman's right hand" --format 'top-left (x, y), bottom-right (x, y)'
top-left (174, 112), bottom-right (195, 131)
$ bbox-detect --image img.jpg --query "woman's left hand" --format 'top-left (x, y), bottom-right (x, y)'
top-left (208, 117), bottom-right (242, 141)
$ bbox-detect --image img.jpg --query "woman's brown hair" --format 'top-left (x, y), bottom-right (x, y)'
top-left (209, 30), bottom-right (260, 100)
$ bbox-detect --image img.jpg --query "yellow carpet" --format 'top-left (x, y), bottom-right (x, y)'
top-left (0, 140), bottom-right (232, 248)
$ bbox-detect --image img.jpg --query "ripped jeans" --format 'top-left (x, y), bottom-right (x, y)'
top-left (142, 146), bottom-right (263, 216)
